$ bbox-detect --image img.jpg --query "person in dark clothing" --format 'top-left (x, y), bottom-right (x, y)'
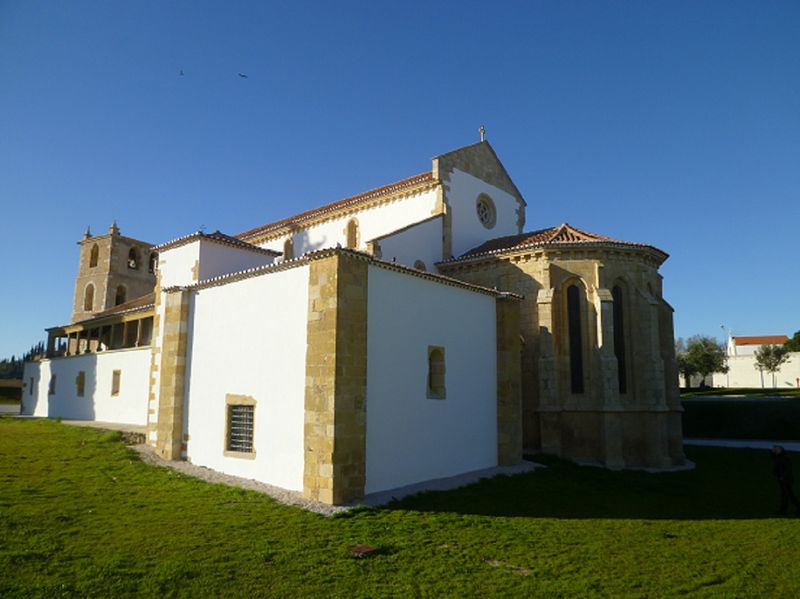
top-left (771, 445), bottom-right (800, 516)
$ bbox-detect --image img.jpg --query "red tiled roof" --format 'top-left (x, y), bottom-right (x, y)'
top-left (90, 292), bottom-right (155, 319)
top-left (444, 223), bottom-right (668, 262)
top-left (237, 172), bottom-right (435, 241)
top-left (48, 293), bottom-right (156, 331)
top-left (733, 335), bottom-right (788, 346)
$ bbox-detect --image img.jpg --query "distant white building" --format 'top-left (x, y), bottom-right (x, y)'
top-left (714, 335), bottom-right (800, 388)
top-left (727, 335), bottom-right (789, 356)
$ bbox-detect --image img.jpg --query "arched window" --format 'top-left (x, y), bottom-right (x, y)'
top-left (128, 248), bottom-right (139, 270)
top-left (115, 285), bottom-right (127, 306)
top-left (148, 253), bottom-right (157, 274)
top-left (567, 285), bottom-right (584, 394)
top-left (427, 346), bottom-right (446, 399)
top-left (83, 284), bottom-right (95, 312)
top-left (346, 219), bottom-right (359, 249)
top-left (89, 244), bottom-right (99, 268)
top-left (283, 238), bottom-right (294, 261)
top-left (612, 285), bottom-right (627, 394)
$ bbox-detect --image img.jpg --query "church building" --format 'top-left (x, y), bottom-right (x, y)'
top-left (23, 140), bottom-right (685, 505)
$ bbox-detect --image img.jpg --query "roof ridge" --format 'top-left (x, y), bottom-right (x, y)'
top-left (440, 223), bottom-right (668, 264)
top-left (237, 171), bottom-right (435, 241)
top-left (154, 230), bottom-right (280, 256)
top-left (550, 223), bottom-right (610, 243)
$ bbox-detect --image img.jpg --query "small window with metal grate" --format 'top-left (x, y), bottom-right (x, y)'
top-left (227, 404), bottom-right (255, 454)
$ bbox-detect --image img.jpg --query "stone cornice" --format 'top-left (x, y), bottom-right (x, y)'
top-left (438, 241), bottom-right (667, 272)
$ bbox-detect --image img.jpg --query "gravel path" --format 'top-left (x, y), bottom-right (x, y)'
top-left (131, 444), bottom-right (348, 516)
top-left (131, 444), bottom-right (542, 515)
top-left (43, 418), bottom-right (542, 515)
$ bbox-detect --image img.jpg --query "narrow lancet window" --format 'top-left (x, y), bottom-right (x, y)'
top-left (346, 219), bottom-right (359, 249)
top-left (611, 285), bottom-right (628, 393)
top-left (89, 244), bottom-right (99, 268)
top-left (148, 253), bottom-right (157, 274)
top-left (427, 346), bottom-right (446, 399)
top-left (83, 284), bottom-right (95, 312)
top-left (612, 285), bottom-right (627, 394)
top-left (128, 248), bottom-right (139, 269)
top-left (567, 285), bottom-right (584, 394)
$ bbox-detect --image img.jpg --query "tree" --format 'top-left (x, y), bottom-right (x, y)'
top-left (683, 335), bottom-right (728, 388)
top-left (675, 338), bottom-right (698, 388)
top-left (0, 341), bottom-right (46, 379)
top-left (785, 331), bottom-right (800, 352)
top-left (753, 344), bottom-right (790, 388)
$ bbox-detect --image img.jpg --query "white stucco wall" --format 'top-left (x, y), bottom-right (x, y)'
top-left (732, 345), bottom-right (760, 356)
top-left (197, 240), bottom-right (276, 280)
top-left (364, 265), bottom-right (498, 494)
top-left (183, 265), bottom-right (310, 491)
top-left (258, 187), bottom-right (440, 264)
top-left (20, 348), bottom-right (150, 424)
top-left (158, 239), bottom-right (276, 289)
top-left (21, 361), bottom-right (47, 417)
top-left (445, 168), bottom-right (522, 258)
top-left (712, 352), bottom-right (800, 388)
top-left (372, 216), bottom-right (444, 271)
top-left (158, 241), bottom-right (200, 287)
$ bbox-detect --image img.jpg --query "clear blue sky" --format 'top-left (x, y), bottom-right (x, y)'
top-left (1, 1), bottom-right (798, 359)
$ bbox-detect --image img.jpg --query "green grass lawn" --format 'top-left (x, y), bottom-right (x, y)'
top-left (1, 418), bottom-right (799, 597)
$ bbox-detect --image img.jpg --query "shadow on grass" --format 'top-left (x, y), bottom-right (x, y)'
top-left (385, 446), bottom-right (786, 520)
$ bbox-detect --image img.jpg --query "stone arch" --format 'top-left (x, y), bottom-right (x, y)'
top-left (346, 218), bottom-right (359, 249)
top-left (115, 285), bottom-right (127, 306)
top-left (148, 252), bottom-right (158, 274)
top-left (413, 260), bottom-right (427, 271)
top-left (89, 243), bottom-right (99, 268)
top-left (83, 283), bottom-right (95, 312)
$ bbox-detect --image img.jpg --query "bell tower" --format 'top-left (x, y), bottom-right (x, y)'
top-left (71, 222), bottom-right (157, 323)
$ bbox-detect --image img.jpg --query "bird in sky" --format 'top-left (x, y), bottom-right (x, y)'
top-left (238, 72), bottom-right (248, 78)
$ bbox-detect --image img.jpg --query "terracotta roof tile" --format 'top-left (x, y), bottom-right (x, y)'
top-left (237, 172), bottom-right (435, 241)
top-left (732, 335), bottom-right (789, 346)
top-left (444, 223), bottom-right (668, 263)
top-left (49, 293), bottom-right (156, 330)
top-left (91, 292), bottom-right (155, 317)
